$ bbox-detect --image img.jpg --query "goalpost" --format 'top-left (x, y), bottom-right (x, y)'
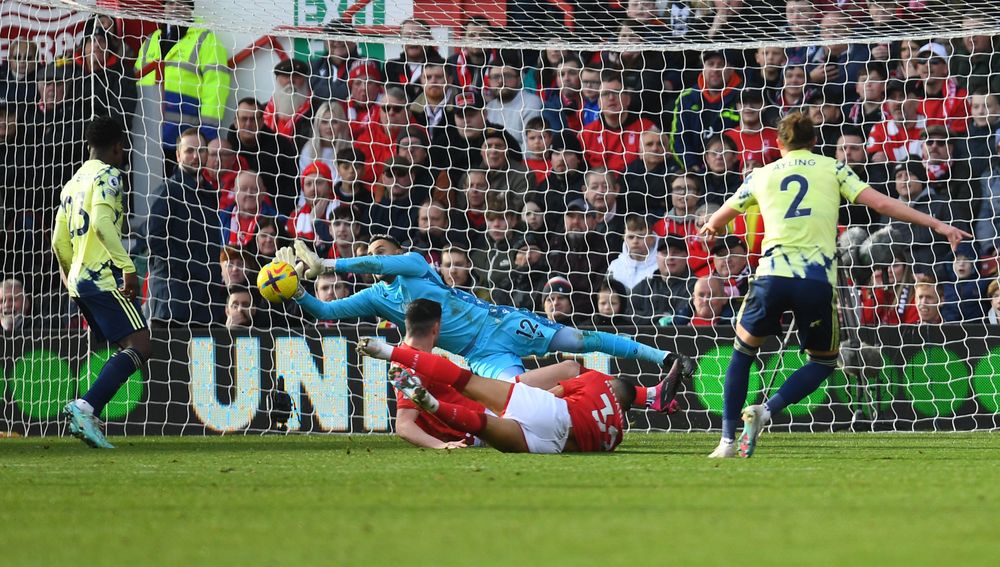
top-left (3, 0), bottom-right (1000, 436)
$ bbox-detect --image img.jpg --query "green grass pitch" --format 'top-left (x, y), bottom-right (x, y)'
top-left (1, 433), bottom-right (998, 566)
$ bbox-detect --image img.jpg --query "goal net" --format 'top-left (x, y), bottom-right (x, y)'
top-left (3, 0), bottom-right (1000, 437)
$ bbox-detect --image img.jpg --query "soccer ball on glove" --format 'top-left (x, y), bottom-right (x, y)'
top-left (256, 261), bottom-right (299, 303)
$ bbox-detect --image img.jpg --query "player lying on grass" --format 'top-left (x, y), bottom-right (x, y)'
top-left (700, 112), bottom-right (972, 459)
top-left (276, 235), bottom-right (694, 390)
top-left (390, 299), bottom-right (685, 449)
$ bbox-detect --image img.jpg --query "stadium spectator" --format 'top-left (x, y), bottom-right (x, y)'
top-left (255, 216), bottom-right (280, 262)
top-left (368, 158), bottom-right (424, 244)
top-left (456, 169), bottom-right (489, 233)
top-left (673, 275), bottom-right (734, 326)
top-left (522, 117), bottom-right (552, 186)
top-left (987, 278), bottom-right (1000, 324)
top-left (329, 207), bottom-right (362, 260)
top-left (860, 248), bottom-right (919, 326)
top-left (806, 90), bottom-right (847, 159)
top-left (439, 247), bottom-right (489, 300)
top-left (783, 0), bottom-right (821, 64)
top-left (224, 286), bottom-right (257, 330)
top-left (228, 97), bottom-right (299, 215)
top-left (915, 42), bottom-right (969, 135)
top-left (583, 168), bottom-right (626, 251)
top-left (542, 56), bottom-right (585, 133)
top-left (0, 278), bottom-right (30, 332)
top-left (220, 246), bottom-right (258, 289)
top-left (447, 17), bottom-right (493, 93)
top-left (345, 61), bottom-right (385, 141)
top-left (285, 161), bottom-right (335, 246)
top-left (496, 232), bottom-right (550, 311)
top-left (409, 199), bottom-right (467, 266)
top-left (314, 273), bottom-right (352, 302)
top-left (409, 56), bottom-right (451, 139)
top-left (914, 282), bottom-right (948, 324)
top-left (777, 64), bottom-right (807, 116)
top-left (203, 137), bottom-right (244, 210)
top-left (135, 0), bottom-right (230, 175)
top-left (221, 170), bottom-right (279, 248)
top-left (396, 128), bottom-right (436, 190)
top-left (804, 10), bottom-right (869, 102)
top-left (485, 55), bottom-right (543, 149)
top-left (671, 49), bottom-right (743, 169)
top-left (593, 279), bottom-right (634, 327)
top-left (384, 18), bottom-right (441, 100)
top-left (28, 63), bottom-right (87, 210)
top-left (481, 128), bottom-right (533, 201)
top-left (542, 277), bottom-right (576, 324)
top-left (962, 90), bottom-right (1000, 180)
top-left (847, 64), bottom-right (890, 135)
top-left (837, 127), bottom-right (891, 226)
top-left (0, 38), bottom-right (39, 111)
top-left (332, 147), bottom-right (371, 212)
top-left (921, 125), bottom-right (975, 225)
top-left (0, 104), bottom-right (31, 250)
top-left (866, 81), bottom-right (924, 163)
top-left (623, 129), bottom-right (676, 216)
top-left (652, 172), bottom-right (711, 277)
top-left (522, 200), bottom-right (546, 233)
top-left (264, 58), bottom-right (314, 148)
top-left (711, 235), bottom-right (751, 302)
top-left (475, 200), bottom-right (521, 286)
top-left (951, 15), bottom-right (1000, 94)
top-left (746, 46), bottom-right (787, 107)
top-left (724, 91), bottom-right (781, 170)
top-left (146, 128), bottom-right (224, 328)
top-left (539, 133), bottom-right (586, 216)
top-left (308, 21), bottom-right (358, 104)
top-left (976, 133), bottom-right (1000, 254)
top-left (611, 20), bottom-right (672, 126)
top-left (431, 90), bottom-right (503, 189)
top-left (580, 70), bottom-right (656, 173)
top-left (547, 198), bottom-right (609, 314)
top-left (631, 235), bottom-right (694, 324)
top-left (608, 214), bottom-right (659, 290)
top-left (943, 243), bottom-right (988, 321)
top-left (78, 32), bottom-right (137, 131)
top-left (300, 101), bottom-right (351, 175)
top-left (702, 134), bottom-right (743, 200)
top-left (355, 85), bottom-right (413, 189)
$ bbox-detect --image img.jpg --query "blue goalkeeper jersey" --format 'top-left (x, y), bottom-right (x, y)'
top-left (294, 253), bottom-right (497, 354)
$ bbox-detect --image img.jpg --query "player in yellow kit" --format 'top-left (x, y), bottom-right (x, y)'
top-left (52, 116), bottom-right (150, 449)
top-left (701, 113), bottom-right (971, 458)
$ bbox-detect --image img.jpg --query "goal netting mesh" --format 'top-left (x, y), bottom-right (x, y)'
top-left (3, 0), bottom-right (1000, 437)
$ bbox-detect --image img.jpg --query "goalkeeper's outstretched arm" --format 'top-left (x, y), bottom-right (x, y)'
top-left (291, 240), bottom-right (427, 280)
top-left (292, 287), bottom-right (379, 321)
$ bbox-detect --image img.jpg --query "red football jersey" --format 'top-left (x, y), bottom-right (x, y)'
top-left (396, 373), bottom-right (485, 444)
top-left (578, 116), bottom-right (656, 172)
top-left (559, 370), bottom-right (625, 453)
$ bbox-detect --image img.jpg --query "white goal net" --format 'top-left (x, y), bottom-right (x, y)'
top-left (3, 0), bottom-right (1000, 436)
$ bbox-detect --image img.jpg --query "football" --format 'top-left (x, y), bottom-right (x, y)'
top-left (256, 261), bottom-right (299, 303)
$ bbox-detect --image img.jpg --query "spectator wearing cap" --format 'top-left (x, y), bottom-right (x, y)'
top-left (493, 232), bottom-right (550, 311)
top-left (396, 128), bottom-right (436, 190)
top-left (355, 85), bottom-right (418, 190)
top-left (308, 21), bottom-right (359, 104)
top-left (0, 38), bottom-right (39, 111)
top-left (866, 81), bottom-right (924, 164)
top-left (702, 134), bottom-right (743, 201)
top-left (446, 18), bottom-right (494, 94)
top-left (724, 91), bottom-right (780, 172)
top-left (481, 128), bottom-right (533, 203)
top-left (346, 60), bottom-right (385, 138)
top-left (27, 62), bottom-right (87, 214)
top-left (547, 198), bottom-right (610, 315)
top-left (803, 10), bottom-right (869, 102)
top-left (631, 234), bottom-right (694, 324)
top-left (847, 64), bottom-right (890, 136)
top-left (221, 170), bottom-right (279, 249)
top-left (915, 42), bottom-right (969, 135)
top-left (409, 55), bottom-right (452, 140)
top-left (409, 199), bottom-right (469, 267)
top-left (430, 90), bottom-right (505, 190)
top-left (384, 18), bottom-right (442, 101)
top-left (943, 243), bottom-right (988, 321)
top-left (580, 69), bottom-right (657, 173)
top-left (673, 276), bottom-right (734, 327)
top-left (286, 160), bottom-right (336, 245)
top-left (542, 56), bottom-right (585, 133)
top-left (951, 15), bottom-right (1000, 95)
top-left (368, 157), bottom-right (424, 244)
top-left (264, 58), bottom-right (314, 148)
top-left (963, 89), bottom-right (1000, 181)
top-left (922, 125), bottom-right (974, 217)
top-left (542, 277), bottom-right (576, 325)
top-left (670, 49), bottom-right (743, 169)
top-left (711, 235), bottom-right (750, 302)
top-left (805, 89), bottom-right (847, 159)
top-left (203, 136), bottom-right (246, 210)
top-left (485, 54), bottom-right (543, 149)
top-left (624, 128), bottom-right (679, 216)
top-left (228, 97), bottom-right (300, 215)
top-left (607, 214), bottom-right (659, 290)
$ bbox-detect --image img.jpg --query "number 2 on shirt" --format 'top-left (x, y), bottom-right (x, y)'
top-left (781, 174), bottom-right (812, 219)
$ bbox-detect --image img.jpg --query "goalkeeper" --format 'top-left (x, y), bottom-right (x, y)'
top-left (700, 112), bottom-right (971, 459)
top-left (277, 236), bottom-right (692, 402)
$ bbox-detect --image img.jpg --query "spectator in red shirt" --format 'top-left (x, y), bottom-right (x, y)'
top-left (915, 42), bottom-right (969, 134)
top-left (203, 137), bottom-right (244, 210)
top-left (446, 17), bottom-right (492, 94)
top-left (652, 172), bottom-right (711, 278)
top-left (346, 61), bottom-right (384, 138)
top-left (522, 116), bottom-right (552, 186)
top-left (580, 70), bottom-right (656, 173)
top-left (286, 161), bottom-right (335, 251)
top-left (355, 85), bottom-right (413, 189)
top-left (725, 90), bottom-right (780, 170)
top-left (710, 235), bottom-right (751, 303)
top-left (867, 80), bottom-right (924, 163)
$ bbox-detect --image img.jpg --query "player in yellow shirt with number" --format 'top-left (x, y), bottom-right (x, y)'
top-left (52, 117), bottom-right (151, 449)
top-left (700, 113), bottom-right (971, 458)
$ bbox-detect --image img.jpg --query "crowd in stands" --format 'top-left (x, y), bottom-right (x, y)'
top-left (4, 2), bottom-right (1000, 333)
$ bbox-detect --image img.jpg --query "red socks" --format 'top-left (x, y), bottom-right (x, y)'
top-left (633, 385), bottom-right (648, 408)
top-left (390, 346), bottom-right (473, 391)
top-left (434, 401), bottom-right (487, 435)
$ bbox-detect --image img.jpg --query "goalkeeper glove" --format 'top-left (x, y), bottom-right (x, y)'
top-left (294, 239), bottom-right (327, 280)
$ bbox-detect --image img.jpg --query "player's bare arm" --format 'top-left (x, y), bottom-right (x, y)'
top-left (854, 187), bottom-right (973, 249)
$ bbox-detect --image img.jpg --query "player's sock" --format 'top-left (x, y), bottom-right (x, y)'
top-left (723, 338), bottom-right (758, 442)
top-left (558, 328), bottom-right (671, 365)
top-left (633, 386), bottom-right (649, 408)
top-left (431, 401), bottom-right (488, 435)
top-left (390, 346), bottom-right (473, 391)
top-left (82, 347), bottom-right (144, 416)
top-left (764, 353), bottom-right (837, 414)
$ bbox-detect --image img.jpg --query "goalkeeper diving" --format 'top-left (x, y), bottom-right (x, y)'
top-left (276, 235), bottom-right (692, 405)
